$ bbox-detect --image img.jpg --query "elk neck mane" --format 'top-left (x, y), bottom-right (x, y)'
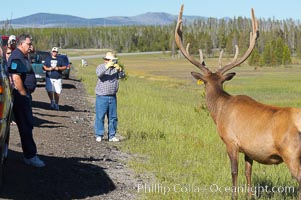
top-left (205, 83), bottom-right (232, 123)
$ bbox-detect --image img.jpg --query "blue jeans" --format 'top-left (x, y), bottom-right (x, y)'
top-left (94, 95), bottom-right (118, 139)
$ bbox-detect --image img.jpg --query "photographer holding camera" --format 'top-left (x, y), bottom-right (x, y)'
top-left (94, 51), bottom-right (125, 142)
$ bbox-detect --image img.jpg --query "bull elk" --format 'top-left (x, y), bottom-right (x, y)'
top-left (175, 4), bottom-right (301, 200)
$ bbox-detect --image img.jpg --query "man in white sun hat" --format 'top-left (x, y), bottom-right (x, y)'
top-left (94, 51), bottom-right (125, 142)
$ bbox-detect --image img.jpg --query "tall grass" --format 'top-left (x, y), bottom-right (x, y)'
top-left (71, 53), bottom-right (301, 199)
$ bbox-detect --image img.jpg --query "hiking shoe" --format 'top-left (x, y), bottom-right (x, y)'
top-left (109, 136), bottom-right (120, 142)
top-left (55, 104), bottom-right (59, 111)
top-left (24, 155), bottom-right (45, 167)
top-left (50, 102), bottom-right (55, 110)
top-left (96, 136), bottom-right (103, 142)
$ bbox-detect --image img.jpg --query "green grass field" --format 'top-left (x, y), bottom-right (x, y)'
top-left (70, 52), bottom-right (301, 199)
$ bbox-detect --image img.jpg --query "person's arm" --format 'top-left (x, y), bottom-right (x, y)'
top-left (96, 62), bottom-right (111, 78)
top-left (54, 65), bottom-right (67, 71)
top-left (12, 74), bottom-right (27, 96)
top-left (54, 56), bottom-right (67, 71)
top-left (42, 57), bottom-right (54, 71)
top-left (43, 64), bottom-right (53, 71)
top-left (42, 65), bottom-right (49, 71)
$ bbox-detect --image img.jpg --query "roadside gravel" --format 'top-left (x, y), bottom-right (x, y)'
top-left (0, 75), bottom-right (145, 200)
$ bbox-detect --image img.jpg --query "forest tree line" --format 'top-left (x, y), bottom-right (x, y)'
top-left (2, 16), bottom-right (301, 66)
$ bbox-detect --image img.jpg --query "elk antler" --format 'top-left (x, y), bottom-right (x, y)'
top-left (218, 45), bottom-right (239, 68)
top-left (217, 8), bottom-right (259, 74)
top-left (175, 4), bottom-right (210, 74)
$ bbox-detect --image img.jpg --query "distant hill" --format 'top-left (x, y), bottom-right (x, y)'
top-left (0, 12), bottom-right (206, 28)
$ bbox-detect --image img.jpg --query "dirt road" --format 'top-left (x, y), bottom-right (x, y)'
top-left (0, 76), bottom-right (141, 199)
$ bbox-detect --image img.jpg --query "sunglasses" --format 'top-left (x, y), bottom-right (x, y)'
top-left (23, 42), bottom-right (32, 46)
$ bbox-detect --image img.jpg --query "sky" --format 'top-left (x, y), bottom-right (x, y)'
top-left (1, 0), bottom-right (301, 21)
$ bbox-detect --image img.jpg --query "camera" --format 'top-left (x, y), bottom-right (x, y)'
top-left (112, 59), bottom-right (118, 64)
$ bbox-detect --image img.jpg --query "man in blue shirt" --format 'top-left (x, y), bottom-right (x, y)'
top-left (8, 34), bottom-right (45, 167)
top-left (43, 47), bottom-right (67, 111)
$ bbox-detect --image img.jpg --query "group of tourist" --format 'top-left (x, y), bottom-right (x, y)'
top-left (2, 33), bottom-right (125, 168)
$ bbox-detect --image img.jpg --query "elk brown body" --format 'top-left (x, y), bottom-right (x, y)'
top-left (175, 4), bottom-right (301, 200)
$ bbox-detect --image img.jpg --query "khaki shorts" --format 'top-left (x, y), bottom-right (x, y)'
top-left (45, 78), bottom-right (62, 94)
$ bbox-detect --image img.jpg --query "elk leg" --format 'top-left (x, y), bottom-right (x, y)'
top-left (288, 163), bottom-right (301, 200)
top-left (283, 157), bottom-right (301, 199)
top-left (227, 146), bottom-right (239, 200)
top-left (281, 142), bottom-right (301, 199)
top-left (245, 155), bottom-right (253, 199)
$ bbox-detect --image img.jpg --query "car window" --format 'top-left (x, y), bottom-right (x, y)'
top-left (30, 51), bottom-right (50, 64)
top-left (38, 52), bottom-right (50, 61)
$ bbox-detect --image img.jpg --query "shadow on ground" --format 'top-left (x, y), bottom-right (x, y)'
top-left (0, 150), bottom-right (116, 199)
top-left (32, 100), bottom-right (76, 112)
top-left (251, 175), bottom-right (298, 199)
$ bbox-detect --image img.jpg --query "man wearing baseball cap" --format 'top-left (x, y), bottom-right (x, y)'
top-left (43, 47), bottom-right (67, 110)
top-left (4, 35), bottom-right (17, 64)
top-left (8, 35), bottom-right (16, 48)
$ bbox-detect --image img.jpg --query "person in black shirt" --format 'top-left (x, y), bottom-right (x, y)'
top-left (8, 34), bottom-right (45, 167)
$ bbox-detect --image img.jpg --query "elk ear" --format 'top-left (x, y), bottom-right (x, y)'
top-left (191, 72), bottom-right (206, 82)
top-left (223, 72), bottom-right (236, 82)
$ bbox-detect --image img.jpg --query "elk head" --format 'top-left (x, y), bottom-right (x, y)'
top-left (175, 5), bottom-right (258, 93)
top-left (175, 5), bottom-right (259, 124)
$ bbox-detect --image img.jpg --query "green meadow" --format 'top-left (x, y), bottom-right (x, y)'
top-left (69, 51), bottom-right (301, 199)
